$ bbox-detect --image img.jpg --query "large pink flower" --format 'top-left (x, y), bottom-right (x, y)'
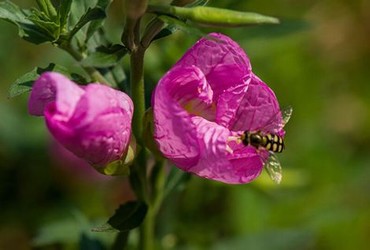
top-left (29, 72), bottom-right (133, 170)
top-left (152, 33), bottom-right (284, 184)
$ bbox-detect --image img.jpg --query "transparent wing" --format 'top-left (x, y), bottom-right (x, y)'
top-left (264, 152), bottom-right (282, 184)
top-left (281, 106), bottom-right (293, 127)
top-left (259, 106), bottom-right (293, 133)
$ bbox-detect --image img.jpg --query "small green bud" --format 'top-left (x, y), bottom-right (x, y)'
top-left (170, 6), bottom-right (279, 27)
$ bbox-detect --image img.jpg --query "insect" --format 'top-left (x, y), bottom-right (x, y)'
top-left (242, 106), bottom-right (293, 184)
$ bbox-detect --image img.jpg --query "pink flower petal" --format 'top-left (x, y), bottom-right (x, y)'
top-left (153, 69), bottom-right (202, 168)
top-left (215, 78), bottom-right (251, 127)
top-left (30, 72), bottom-right (133, 167)
top-left (175, 33), bottom-right (252, 102)
top-left (229, 74), bottom-right (282, 134)
top-left (153, 33), bottom-right (285, 184)
top-left (28, 72), bottom-right (84, 117)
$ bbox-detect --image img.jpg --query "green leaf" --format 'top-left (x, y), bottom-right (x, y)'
top-left (158, 15), bottom-right (206, 37)
top-left (0, 1), bottom-right (52, 44)
top-left (28, 10), bottom-right (60, 40)
top-left (164, 167), bottom-right (192, 197)
top-left (8, 63), bottom-right (77, 98)
top-left (111, 63), bottom-right (127, 92)
top-left (81, 44), bottom-right (128, 68)
top-left (152, 24), bottom-right (179, 42)
top-left (79, 233), bottom-right (105, 250)
top-left (69, 7), bottom-right (106, 39)
top-left (33, 218), bottom-right (82, 246)
top-left (68, 0), bottom-right (112, 45)
top-left (58, 0), bottom-right (73, 30)
top-left (36, 0), bottom-right (57, 19)
top-left (92, 201), bottom-right (148, 232)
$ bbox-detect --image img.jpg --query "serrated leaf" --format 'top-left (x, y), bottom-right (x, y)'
top-left (0, 1), bottom-right (52, 44)
top-left (81, 44), bottom-right (128, 68)
top-left (93, 201), bottom-right (148, 232)
top-left (8, 63), bottom-right (74, 98)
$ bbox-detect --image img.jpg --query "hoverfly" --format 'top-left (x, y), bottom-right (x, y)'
top-left (241, 106), bottom-right (293, 184)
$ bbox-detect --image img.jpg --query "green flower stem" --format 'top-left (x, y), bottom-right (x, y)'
top-left (139, 206), bottom-right (155, 250)
top-left (111, 232), bottom-right (129, 250)
top-left (130, 45), bottom-right (156, 250)
top-left (150, 160), bottom-right (166, 214)
top-left (138, 161), bottom-right (166, 250)
top-left (59, 43), bottom-right (110, 85)
top-left (125, 10), bottom-right (156, 248)
top-left (130, 47), bottom-right (146, 144)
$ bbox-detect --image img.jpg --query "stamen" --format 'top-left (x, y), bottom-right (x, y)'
top-left (227, 136), bottom-right (242, 144)
top-left (225, 145), bottom-right (234, 154)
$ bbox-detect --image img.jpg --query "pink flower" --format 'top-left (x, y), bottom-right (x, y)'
top-left (152, 33), bottom-right (284, 184)
top-left (29, 72), bottom-right (134, 171)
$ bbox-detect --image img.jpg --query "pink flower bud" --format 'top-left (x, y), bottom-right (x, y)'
top-left (152, 33), bottom-right (284, 184)
top-left (29, 72), bottom-right (134, 171)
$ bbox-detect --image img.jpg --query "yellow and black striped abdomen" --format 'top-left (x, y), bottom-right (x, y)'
top-left (262, 134), bottom-right (284, 153)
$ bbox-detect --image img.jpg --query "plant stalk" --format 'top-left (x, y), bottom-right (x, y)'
top-left (60, 43), bottom-right (110, 85)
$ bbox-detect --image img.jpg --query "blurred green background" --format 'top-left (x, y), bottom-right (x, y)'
top-left (1, 0), bottom-right (370, 249)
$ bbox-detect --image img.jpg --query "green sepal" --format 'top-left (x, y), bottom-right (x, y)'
top-left (8, 63), bottom-right (72, 98)
top-left (92, 201), bottom-right (148, 232)
top-left (94, 136), bottom-right (136, 176)
top-left (81, 44), bottom-right (128, 68)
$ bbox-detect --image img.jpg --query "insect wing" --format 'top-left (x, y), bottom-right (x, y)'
top-left (258, 106), bottom-right (292, 134)
top-left (281, 106), bottom-right (293, 127)
top-left (264, 152), bottom-right (282, 184)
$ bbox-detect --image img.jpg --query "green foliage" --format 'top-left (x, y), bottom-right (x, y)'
top-left (164, 168), bottom-right (192, 197)
top-left (8, 63), bottom-right (70, 98)
top-left (93, 201), bottom-right (148, 232)
top-left (2, 0), bottom-right (370, 249)
top-left (0, 0), bottom-right (111, 45)
top-left (81, 44), bottom-right (128, 68)
top-left (0, 0), bottom-right (51, 43)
